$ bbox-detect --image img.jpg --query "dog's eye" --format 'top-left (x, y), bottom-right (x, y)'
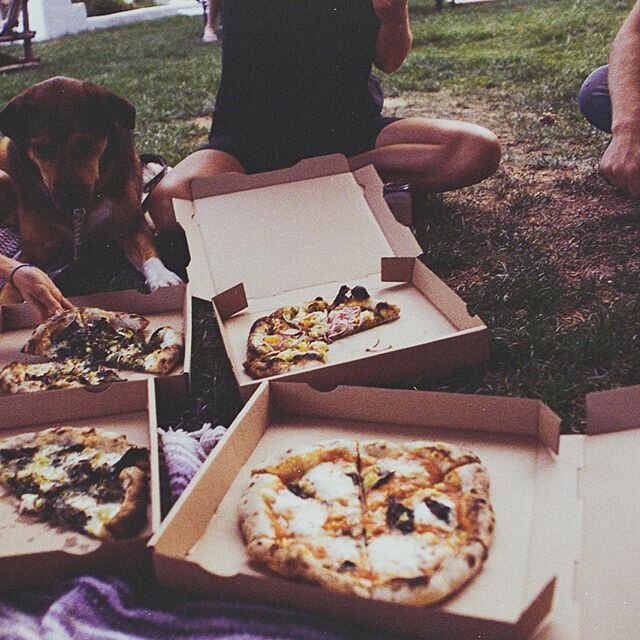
top-left (74, 136), bottom-right (96, 155)
top-left (32, 142), bottom-right (53, 159)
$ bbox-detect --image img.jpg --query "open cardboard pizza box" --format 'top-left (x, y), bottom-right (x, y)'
top-left (530, 384), bottom-right (640, 640)
top-left (0, 283), bottom-right (192, 414)
top-left (0, 378), bottom-right (162, 589)
top-left (151, 382), bottom-right (640, 639)
top-left (150, 382), bottom-right (562, 640)
top-left (174, 154), bottom-right (488, 399)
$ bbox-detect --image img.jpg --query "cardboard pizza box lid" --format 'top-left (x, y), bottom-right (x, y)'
top-left (175, 154), bottom-right (421, 302)
top-left (151, 382), bottom-right (562, 640)
top-left (0, 378), bottom-right (162, 588)
top-left (531, 385), bottom-right (640, 640)
top-left (580, 386), bottom-right (640, 639)
top-left (174, 156), bottom-right (489, 397)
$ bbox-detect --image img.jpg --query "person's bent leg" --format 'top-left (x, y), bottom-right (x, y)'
top-left (147, 148), bottom-right (245, 233)
top-left (578, 65), bottom-right (612, 133)
top-left (348, 117), bottom-right (501, 191)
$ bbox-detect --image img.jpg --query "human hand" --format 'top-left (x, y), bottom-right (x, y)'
top-left (372, 0), bottom-right (409, 25)
top-left (599, 125), bottom-right (640, 197)
top-left (11, 265), bottom-right (73, 320)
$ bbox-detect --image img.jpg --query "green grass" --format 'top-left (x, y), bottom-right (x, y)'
top-left (1, 0), bottom-right (637, 432)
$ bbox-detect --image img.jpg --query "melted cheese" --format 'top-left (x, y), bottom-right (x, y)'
top-left (413, 495), bottom-right (457, 530)
top-left (379, 457), bottom-right (425, 478)
top-left (320, 535), bottom-right (361, 566)
top-left (304, 462), bottom-right (357, 503)
top-left (64, 493), bottom-right (122, 538)
top-left (367, 534), bottom-right (448, 577)
top-left (19, 493), bottom-right (43, 514)
top-left (272, 490), bottom-right (328, 536)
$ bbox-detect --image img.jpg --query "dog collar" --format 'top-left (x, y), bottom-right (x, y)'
top-left (72, 208), bottom-right (86, 262)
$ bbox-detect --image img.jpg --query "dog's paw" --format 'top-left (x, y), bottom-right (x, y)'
top-left (142, 257), bottom-right (184, 292)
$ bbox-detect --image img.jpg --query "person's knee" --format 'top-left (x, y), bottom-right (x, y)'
top-left (455, 124), bottom-right (501, 182)
top-left (475, 127), bottom-right (501, 179)
top-left (578, 65), bottom-right (611, 133)
top-left (146, 170), bottom-right (187, 233)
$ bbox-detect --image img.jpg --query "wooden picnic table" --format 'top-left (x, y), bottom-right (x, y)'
top-left (0, 0), bottom-right (39, 73)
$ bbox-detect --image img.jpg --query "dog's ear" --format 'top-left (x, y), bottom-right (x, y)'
top-left (0, 94), bottom-right (32, 146)
top-left (84, 82), bottom-right (136, 131)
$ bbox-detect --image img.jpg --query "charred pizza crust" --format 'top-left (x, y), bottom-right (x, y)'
top-left (239, 440), bottom-right (372, 597)
top-left (239, 439), bottom-right (494, 606)
top-left (243, 285), bottom-right (400, 379)
top-left (0, 426), bottom-right (149, 539)
top-left (12, 307), bottom-right (184, 392)
top-left (22, 307), bottom-right (148, 360)
top-left (0, 359), bottom-right (124, 395)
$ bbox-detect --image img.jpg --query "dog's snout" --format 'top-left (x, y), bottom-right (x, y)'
top-left (51, 183), bottom-right (91, 212)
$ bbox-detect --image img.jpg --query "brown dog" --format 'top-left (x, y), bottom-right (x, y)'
top-left (0, 76), bottom-right (182, 304)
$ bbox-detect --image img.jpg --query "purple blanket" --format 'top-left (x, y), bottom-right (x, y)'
top-left (0, 574), bottom-right (388, 640)
top-left (0, 425), bottom-right (394, 640)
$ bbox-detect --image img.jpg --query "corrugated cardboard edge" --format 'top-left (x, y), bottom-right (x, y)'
top-left (585, 384), bottom-right (640, 434)
top-left (354, 164), bottom-right (420, 258)
top-left (174, 197), bottom-right (215, 302)
top-left (573, 387), bottom-right (640, 639)
top-left (515, 579), bottom-right (557, 640)
top-left (150, 382), bottom-right (271, 558)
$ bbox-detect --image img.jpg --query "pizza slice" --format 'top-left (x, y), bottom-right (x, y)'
top-left (0, 359), bottom-right (124, 395)
top-left (104, 326), bottom-right (184, 375)
top-left (243, 306), bottom-right (330, 379)
top-left (243, 285), bottom-right (400, 380)
top-left (21, 307), bottom-right (184, 376)
top-left (0, 426), bottom-right (149, 539)
top-left (357, 440), bottom-right (494, 605)
top-left (325, 285), bottom-right (400, 342)
top-left (239, 440), bottom-right (372, 596)
top-left (22, 307), bottom-right (148, 361)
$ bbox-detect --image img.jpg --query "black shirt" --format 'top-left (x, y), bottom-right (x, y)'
top-left (210, 0), bottom-right (383, 167)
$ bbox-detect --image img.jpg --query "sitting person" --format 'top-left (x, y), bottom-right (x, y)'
top-left (578, 0), bottom-right (640, 197)
top-left (149, 0), bottom-right (501, 233)
top-left (0, 255), bottom-right (72, 319)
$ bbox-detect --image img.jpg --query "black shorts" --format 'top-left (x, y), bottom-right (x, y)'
top-left (203, 115), bottom-right (401, 174)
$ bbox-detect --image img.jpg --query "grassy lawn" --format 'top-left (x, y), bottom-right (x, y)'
top-left (1, 0), bottom-right (637, 432)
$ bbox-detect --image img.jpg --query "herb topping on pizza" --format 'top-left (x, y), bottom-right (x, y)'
top-left (0, 426), bottom-right (149, 539)
top-left (239, 439), bottom-right (495, 605)
top-left (1, 307), bottom-right (184, 394)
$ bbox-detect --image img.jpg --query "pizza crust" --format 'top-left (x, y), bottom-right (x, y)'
top-left (239, 439), bottom-right (495, 606)
top-left (369, 539), bottom-right (486, 606)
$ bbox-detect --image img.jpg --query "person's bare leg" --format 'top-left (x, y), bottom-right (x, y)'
top-left (348, 117), bottom-right (501, 191)
top-left (202, 0), bottom-right (221, 42)
top-left (147, 148), bottom-right (245, 233)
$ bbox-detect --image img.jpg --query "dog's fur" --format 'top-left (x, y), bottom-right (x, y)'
top-left (0, 76), bottom-right (182, 304)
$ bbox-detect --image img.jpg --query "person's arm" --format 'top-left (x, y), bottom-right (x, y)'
top-left (0, 255), bottom-right (72, 320)
top-left (600, 1), bottom-right (640, 196)
top-left (373, 0), bottom-right (412, 74)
